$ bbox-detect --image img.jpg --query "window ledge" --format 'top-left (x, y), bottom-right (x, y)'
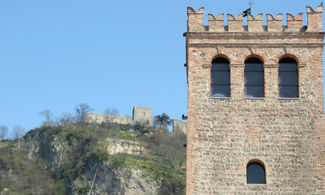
top-left (278, 97), bottom-right (300, 100)
top-left (247, 183), bottom-right (267, 185)
top-left (210, 97), bottom-right (231, 99)
top-left (244, 97), bottom-right (265, 100)
top-left (246, 183), bottom-right (268, 189)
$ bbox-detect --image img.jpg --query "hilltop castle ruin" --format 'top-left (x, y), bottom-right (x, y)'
top-left (86, 106), bottom-right (153, 126)
top-left (86, 106), bottom-right (187, 133)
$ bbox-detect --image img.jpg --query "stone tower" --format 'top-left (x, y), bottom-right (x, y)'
top-left (185, 4), bottom-right (325, 194)
top-left (132, 106), bottom-right (152, 126)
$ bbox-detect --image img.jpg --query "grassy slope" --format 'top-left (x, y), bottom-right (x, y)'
top-left (0, 122), bottom-right (186, 195)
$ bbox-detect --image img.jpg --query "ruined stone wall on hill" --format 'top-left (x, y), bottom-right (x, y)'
top-left (172, 120), bottom-right (187, 134)
top-left (86, 106), bottom-right (153, 126)
top-left (86, 113), bottom-right (134, 125)
top-left (87, 106), bottom-right (187, 133)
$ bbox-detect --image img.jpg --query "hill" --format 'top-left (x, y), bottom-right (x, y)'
top-left (0, 121), bottom-right (186, 195)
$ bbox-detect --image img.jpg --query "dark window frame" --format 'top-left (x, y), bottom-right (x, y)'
top-left (211, 57), bottom-right (230, 97)
top-left (278, 57), bottom-right (299, 98)
top-left (244, 58), bottom-right (265, 98)
top-left (246, 161), bottom-right (266, 184)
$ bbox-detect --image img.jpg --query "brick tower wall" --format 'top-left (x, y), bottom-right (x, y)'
top-left (185, 4), bottom-right (325, 194)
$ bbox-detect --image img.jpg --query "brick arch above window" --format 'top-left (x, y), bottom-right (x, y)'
top-left (244, 54), bottom-right (265, 65)
top-left (277, 54), bottom-right (300, 65)
top-left (211, 54), bottom-right (231, 64)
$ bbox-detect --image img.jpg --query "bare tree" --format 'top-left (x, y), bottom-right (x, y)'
top-left (75, 103), bottom-right (93, 124)
top-left (104, 108), bottom-right (119, 122)
top-left (12, 125), bottom-right (25, 139)
top-left (104, 108), bottom-right (119, 115)
top-left (0, 125), bottom-right (8, 141)
top-left (39, 110), bottom-right (53, 127)
top-left (56, 113), bottom-right (75, 126)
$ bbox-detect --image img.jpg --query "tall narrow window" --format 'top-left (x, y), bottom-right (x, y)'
top-left (211, 58), bottom-right (230, 97)
top-left (247, 161), bottom-right (266, 184)
top-left (279, 58), bottom-right (298, 97)
top-left (245, 58), bottom-right (264, 97)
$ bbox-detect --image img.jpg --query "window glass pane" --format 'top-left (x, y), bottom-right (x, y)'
top-left (245, 64), bottom-right (263, 71)
top-left (212, 86), bottom-right (230, 97)
top-left (245, 72), bottom-right (264, 85)
top-left (279, 72), bottom-right (298, 85)
top-left (245, 59), bottom-right (264, 98)
top-left (211, 58), bottom-right (230, 97)
top-left (279, 63), bottom-right (297, 71)
top-left (212, 63), bottom-right (229, 71)
top-left (211, 71), bottom-right (230, 85)
top-left (279, 86), bottom-right (298, 97)
top-left (245, 86), bottom-right (264, 97)
top-left (247, 163), bottom-right (266, 184)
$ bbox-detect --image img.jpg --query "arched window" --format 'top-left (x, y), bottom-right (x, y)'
top-left (245, 58), bottom-right (264, 97)
top-left (247, 161), bottom-right (266, 184)
top-left (211, 58), bottom-right (230, 97)
top-left (279, 58), bottom-right (298, 97)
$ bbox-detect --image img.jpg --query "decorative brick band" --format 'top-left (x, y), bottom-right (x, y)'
top-left (230, 64), bottom-right (244, 68)
top-left (264, 64), bottom-right (279, 68)
top-left (202, 64), bottom-right (212, 68)
top-left (202, 63), bottom-right (306, 69)
top-left (188, 43), bottom-right (324, 48)
top-left (298, 64), bottom-right (307, 67)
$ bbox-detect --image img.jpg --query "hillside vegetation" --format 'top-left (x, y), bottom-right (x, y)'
top-left (0, 120), bottom-right (186, 194)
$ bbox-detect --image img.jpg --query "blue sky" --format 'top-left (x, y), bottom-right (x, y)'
top-left (0, 0), bottom-right (323, 135)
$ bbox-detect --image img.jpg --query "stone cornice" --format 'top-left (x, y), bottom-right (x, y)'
top-left (185, 31), bottom-right (325, 40)
top-left (188, 43), bottom-right (324, 48)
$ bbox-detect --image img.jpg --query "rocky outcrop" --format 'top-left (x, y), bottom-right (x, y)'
top-left (106, 138), bottom-right (143, 155)
top-left (3, 127), bottom-right (159, 194)
top-left (73, 166), bottom-right (158, 195)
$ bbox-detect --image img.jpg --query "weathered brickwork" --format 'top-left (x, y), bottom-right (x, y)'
top-left (185, 4), bottom-right (325, 195)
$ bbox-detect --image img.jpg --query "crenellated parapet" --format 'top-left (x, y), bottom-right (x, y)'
top-left (227, 14), bottom-right (244, 32)
top-left (187, 7), bottom-right (205, 32)
top-left (187, 4), bottom-right (323, 32)
top-left (306, 5), bottom-right (323, 31)
top-left (286, 13), bottom-right (303, 31)
top-left (247, 14), bottom-right (263, 32)
top-left (208, 14), bottom-right (224, 32)
top-left (267, 14), bottom-right (283, 32)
